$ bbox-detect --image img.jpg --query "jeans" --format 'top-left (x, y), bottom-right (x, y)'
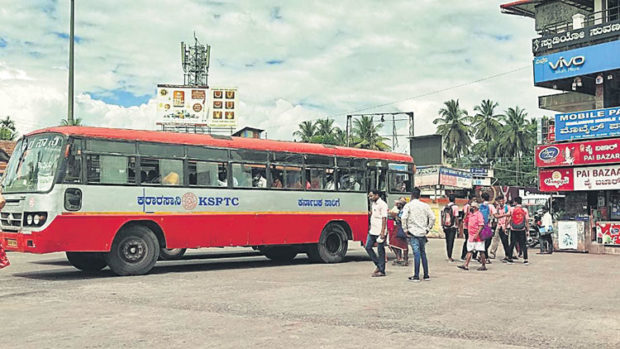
top-left (492, 227), bottom-right (511, 258)
top-left (410, 236), bottom-right (429, 279)
top-left (444, 227), bottom-right (456, 259)
top-left (508, 230), bottom-right (528, 260)
top-left (461, 229), bottom-right (469, 260)
top-left (365, 233), bottom-right (385, 273)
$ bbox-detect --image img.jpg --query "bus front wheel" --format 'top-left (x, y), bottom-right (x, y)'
top-left (66, 252), bottom-right (107, 272)
top-left (106, 225), bottom-right (159, 276)
top-left (307, 224), bottom-right (348, 263)
top-left (159, 248), bottom-right (187, 260)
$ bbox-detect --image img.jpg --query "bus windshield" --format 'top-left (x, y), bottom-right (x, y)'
top-left (2, 133), bottom-right (64, 193)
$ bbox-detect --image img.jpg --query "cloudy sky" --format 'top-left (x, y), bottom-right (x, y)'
top-left (0, 0), bottom-right (550, 153)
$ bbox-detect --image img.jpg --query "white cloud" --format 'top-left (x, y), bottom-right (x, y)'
top-left (0, 0), bottom-right (546, 154)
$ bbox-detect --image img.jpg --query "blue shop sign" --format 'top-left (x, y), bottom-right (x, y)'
top-left (533, 40), bottom-right (620, 84)
top-left (555, 106), bottom-right (620, 141)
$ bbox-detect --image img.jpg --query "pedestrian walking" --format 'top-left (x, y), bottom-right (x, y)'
top-left (490, 196), bottom-right (512, 261)
top-left (458, 202), bottom-right (487, 271)
top-left (0, 190), bottom-right (9, 269)
top-left (476, 193), bottom-right (498, 264)
top-left (460, 196), bottom-right (473, 260)
top-left (388, 197), bottom-right (409, 266)
top-left (366, 189), bottom-right (388, 277)
top-left (441, 195), bottom-right (459, 262)
top-left (402, 187), bottom-right (435, 282)
top-left (506, 196), bottom-right (530, 265)
top-left (539, 208), bottom-right (554, 254)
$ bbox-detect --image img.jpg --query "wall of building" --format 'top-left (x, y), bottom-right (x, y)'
top-left (535, 0), bottom-right (591, 31)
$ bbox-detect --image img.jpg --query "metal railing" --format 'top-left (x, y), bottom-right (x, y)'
top-left (540, 5), bottom-right (620, 35)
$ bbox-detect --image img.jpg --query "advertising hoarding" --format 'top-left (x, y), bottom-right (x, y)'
top-left (531, 20), bottom-right (620, 55)
top-left (554, 106), bottom-right (620, 141)
top-left (439, 167), bottom-right (472, 189)
top-left (596, 221), bottom-right (620, 246)
top-left (539, 164), bottom-right (620, 192)
top-left (209, 88), bottom-right (237, 128)
top-left (157, 85), bottom-right (208, 124)
top-left (414, 166), bottom-right (439, 187)
top-left (533, 40), bottom-right (620, 84)
top-left (536, 138), bottom-right (620, 168)
top-left (410, 135), bottom-right (443, 166)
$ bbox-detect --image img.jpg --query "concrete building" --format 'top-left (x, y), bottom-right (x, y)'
top-left (502, 0), bottom-right (620, 254)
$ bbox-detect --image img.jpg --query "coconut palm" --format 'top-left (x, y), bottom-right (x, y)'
top-left (315, 118), bottom-right (337, 138)
top-left (433, 99), bottom-right (473, 160)
top-left (472, 99), bottom-right (504, 164)
top-left (60, 117), bottom-right (83, 126)
top-left (351, 115), bottom-right (390, 151)
top-left (0, 116), bottom-right (17, 140)
top-left (497, 106), bottom-right (530, 185)
top-left (293, 120), bottom-right (317, 142)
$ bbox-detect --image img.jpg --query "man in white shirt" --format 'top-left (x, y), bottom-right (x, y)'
top-left (366, 189), bottom-right (388, 277)
top-left (402, 187), bottom-right (435, 282)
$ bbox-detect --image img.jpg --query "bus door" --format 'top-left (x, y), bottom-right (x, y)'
top-left (366, 160), bottom-right (388, 202)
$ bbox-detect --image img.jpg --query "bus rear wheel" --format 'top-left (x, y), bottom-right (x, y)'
top-left (260, 246), bottom-right (298, 262)
top-left (66, 252), bottom-right (107, 272)
top-left (106, 225), bottom-right (159, 276)
top-left (307, 224), bottom-right (348, 263)
top-left (159, 248), bottom-right (187, 260)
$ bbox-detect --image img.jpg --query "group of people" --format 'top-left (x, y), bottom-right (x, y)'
top-left (365, 188), bottom-right (535, 280)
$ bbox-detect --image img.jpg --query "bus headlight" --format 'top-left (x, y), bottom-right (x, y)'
top-left (24, 212), bottom-right (47, 227)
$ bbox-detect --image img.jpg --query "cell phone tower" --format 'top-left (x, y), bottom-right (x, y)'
top-left (181, 33), bottom-right (211, 86)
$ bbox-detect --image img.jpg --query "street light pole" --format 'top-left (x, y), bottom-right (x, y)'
top-left (67, 0), bottom-right (75, 125)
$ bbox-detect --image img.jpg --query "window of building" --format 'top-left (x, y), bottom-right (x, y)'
top-left (86, 155), bottom-right (136, 184)
top-left (189, 161), bottom-right (227, 187)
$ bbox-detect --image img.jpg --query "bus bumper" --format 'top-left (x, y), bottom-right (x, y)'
top-left (1, 231), bottom-right (53, 254)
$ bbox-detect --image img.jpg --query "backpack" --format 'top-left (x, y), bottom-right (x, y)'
top-left (479, 203), bottom-right (490, 225)
top-left (511, 206), bottom-right (527, 231)
top-left (441, 203), bottom-right (455, 228)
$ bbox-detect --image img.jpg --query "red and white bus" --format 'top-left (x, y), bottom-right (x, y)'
top-left (0, 127), bottom-right (414, 275)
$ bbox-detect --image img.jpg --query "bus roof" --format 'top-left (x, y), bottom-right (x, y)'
top-left (28, 126), bottom-right (413, 163)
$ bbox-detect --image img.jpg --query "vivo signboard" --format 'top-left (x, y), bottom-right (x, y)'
top-left (536, 138), bottom-right (620, 168)
top-left (554, 106), bottom-right (620, 141)
top-left (533, 40), bottom-right (620, 84)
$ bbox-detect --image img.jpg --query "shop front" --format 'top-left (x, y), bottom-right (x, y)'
top-left (537, 136), bottom-right (620, 255)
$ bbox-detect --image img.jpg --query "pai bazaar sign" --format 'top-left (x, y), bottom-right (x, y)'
top-left (539, 168), bottom-right (573, 191)
top-left (536, 138), bottom-right (620, 168)
top-left (596, 221), bottom-right (620, 246)
top-left (574, 165), bottom-right (620, 191)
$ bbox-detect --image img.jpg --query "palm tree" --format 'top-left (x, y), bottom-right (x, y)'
top-left (433, 99), bottom-right (473, 160)
top-left (472, 100), bottom-right (504, 163)
top-left (60, 117), bottom-right (83, 126)
top-left (293, 120), bottom-right (316, 142)
top-left (0, 116), bottom-right (17, 140)
top-left (351, 115), bottom-right (390, 151)
top-left (497, 106), bottom-right (530, 185)
top-left (315, 118), bottom-right (337, 138)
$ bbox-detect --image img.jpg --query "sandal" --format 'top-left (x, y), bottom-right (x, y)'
top-left (457, 265), bottom-right (469, 271)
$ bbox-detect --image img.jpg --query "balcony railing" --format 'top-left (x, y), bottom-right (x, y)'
top-left (540, 5), bottom-right (620, 35)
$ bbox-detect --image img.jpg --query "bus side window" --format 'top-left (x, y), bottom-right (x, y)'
top-left (140, 158), bottom-right (160, 184)
top-left (189, 161), bottom-right (227, 187)
top-left (87, 155), bottom-right (136, 184)
top-left (338, 169), bottom-right (363, 192)
top-left (64, 141), bottom-right (82, 183)
top-left (232, 163), bottom-right (266, 188)
top-left (389, 171), bottom-right (411, 193)
top-left (160, 159), bottom-right (183, 186)
top-left (307, 168), bottom-right (327, 190)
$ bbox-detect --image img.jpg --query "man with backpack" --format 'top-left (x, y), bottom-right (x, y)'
top-left (506, 196), bottom-right (530, 265)
top-left (490, 196), bottom-right (512, 260)
top-left (475, 193), bottom-right (497, 264)
top-left (441, 195), bottom-right (459, 262)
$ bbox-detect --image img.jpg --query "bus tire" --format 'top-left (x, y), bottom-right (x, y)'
top-left (159, 248), bottom-right (187, 260)
top-left (260, 246), bottom-right (298, 262)
top-left (66, 252), bottom-right (107, 272)
top-left (106, 225), bottom-right (159, 276)
top-left (306, 224), bottom-right (348, 263)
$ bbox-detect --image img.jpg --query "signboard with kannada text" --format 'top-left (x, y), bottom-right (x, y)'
top-left (156, 85), bottom-right (207, 124)
top-left (554, 106), bottom-right (620, 141)
top-left (439, 167), bottom-right (472, 189)
top-left (538, 168), bottom-right (574, 192)
top-left (536, 138), bottom-right (620, 168)
top-left (539, 164), bottom-right (620, 192)
top-left (414, 166), bottom-right (439, 187)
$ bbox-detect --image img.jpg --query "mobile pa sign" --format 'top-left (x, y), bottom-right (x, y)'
top-left (554, 106), bottom-right (620, 141)
top-left (533, 40), bottom-right (620, 84)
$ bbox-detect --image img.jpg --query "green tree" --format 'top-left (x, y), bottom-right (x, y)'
top-left (433, 99), bottom-right (473, 160)
top-left (293, 120), bottom-right (317, 142)
top-left (496, 106), bottom-right (532, 185)
top-left (0, 116), bottom-right (17, 140)
top-left (60, 117), bottom-right (83, 126)
top-left (351, 115), bottom-right (390, 151)
top-left (472, 99), bottom-right (503, 164)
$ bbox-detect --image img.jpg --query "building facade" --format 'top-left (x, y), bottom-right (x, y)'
top-left (502, 0), bottom-right (620, 254)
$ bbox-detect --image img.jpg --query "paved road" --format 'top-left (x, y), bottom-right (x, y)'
top-left (1, 239), bottom-right (619, 348)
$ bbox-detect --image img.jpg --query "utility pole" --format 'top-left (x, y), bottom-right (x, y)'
top-left (346, 115), bottom-right (352, 147)
top-left (67, 0), bottom-right (75, 125)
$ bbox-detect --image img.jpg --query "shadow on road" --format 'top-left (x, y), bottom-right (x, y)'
top-left (14, 252), bottom-right (370, 281)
